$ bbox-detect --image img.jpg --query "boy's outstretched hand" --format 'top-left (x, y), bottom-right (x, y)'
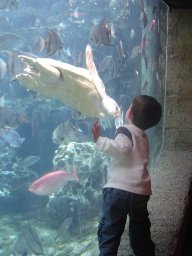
top-left (92, 121), bottom-right (100, 143)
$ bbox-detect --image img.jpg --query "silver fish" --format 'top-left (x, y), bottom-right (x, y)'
top-left (18, 156), bottom-right (40, 169)
top-left (0, 58), bottom-right (7, 79)
top-left (0, 129), bottom-right (25, 148)
top-left (52, 121), bottom-right (81, 145)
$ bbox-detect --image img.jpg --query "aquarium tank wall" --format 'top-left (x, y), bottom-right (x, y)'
top-left (0, 0), bottom-right (168, 255)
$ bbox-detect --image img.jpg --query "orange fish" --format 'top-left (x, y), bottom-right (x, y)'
top-left (150, 19), bottom-right (156, 32)
top-left (29, 169), bottom-right (79, 196)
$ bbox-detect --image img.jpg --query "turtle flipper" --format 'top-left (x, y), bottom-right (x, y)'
top-left (16, 73), bottom-right (38, 91)
top-left (85, 44), bottom-right (105, 95)
top-left (18, 55), bottom-right (61, 84)
top-left (18, 55), bottom-right (37, 67)
top-left (85, 44), bottom-right (99, 78)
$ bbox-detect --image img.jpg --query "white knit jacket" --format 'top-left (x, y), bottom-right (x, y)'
top-left (96, 124), bottom-right (152, 195)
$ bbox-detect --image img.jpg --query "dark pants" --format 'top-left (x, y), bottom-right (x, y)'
top-left (97, 188), bottom-right (155, 256)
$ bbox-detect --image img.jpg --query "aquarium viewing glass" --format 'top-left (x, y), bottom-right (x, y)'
top-left (0, 0), bottom-right (168, 255)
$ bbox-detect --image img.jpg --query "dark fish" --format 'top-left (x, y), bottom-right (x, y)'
top-left (152, 6), bottom-right (158, 16)
top-left (44, 28), bottom-right (63, 57)
top-left (141, 0), bottom-right (144, 11)
top-left (140, 0), bottom-right (148, 28)
top-left (33, 36), bottom-right (46, 53)
top-left (142, 80), bottom-right (149, 90)
top-left (143, 54), bottom-right (148, 70)
top-left (0, 106), bottom-right (26, 129)
top-left (12, 225), bottom-right (44, 256)
top-left (140, 34), bottom-right (146, 57)
top-left (142, 11), bottom-right (148, 28)
top-left (141, 34), bottom-right (148, 70)
top-left (90, 19), bottom-right (112, 46)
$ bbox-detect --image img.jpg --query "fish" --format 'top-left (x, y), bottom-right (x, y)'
top-left (130, 29), bottom-right (135, 39)
top-left (55, 217), bottom-right (73, 241)
top-left (18, 156), bottom-right (40, 169)
top-left (6, 50), bottom-right (37, 81)
top-left (0, 16), bottom-right (10, 31)
top-left (0, 0), bottom-right (18, 10)
top-left (44, 28), bottom-right (63, 57)
top-left (152, 6), bottom-right (158, 16)
top-left (142, 11), bottom-right (148, 28)
top-left (109, 0), bottom-right (119, 8)
top-left (98, 55), bottom-right (113, 73)
top-left (140, 0), bottom-right (148, 28)
top-left (90, 19), bottom-right (112, 46)
top-left (0, 58), bottom-right (7, 79)
top-left (0, 129), bottom-right (25, 148)
top-left (130, 45), bottom-right (140, 59)
top-left (0, 106), bottom-right (27, 129)
top-left (151, 19), bottom-right (156, 32)
top-left (140, 34), bottom-right (146, 57)
top-left (141, 34), bottom-right (148, 70)
top-left (52, 121), bottom-right (80, 145)
top-left (34, 18), bottom-right (41, 29)
top-left (29, 169), bottom-right (79, 196)
top-left (12, 224), bottom-right (44, 256)
top-left (142, 80), bottom-right (149, 90)
top-left (116, 40), bottom-right (126, 59)
top-left (69, 7), bottom-right (86, 19)
top-left (33, 36), bottom-right (46, 53)
top-left (0, 96), bottom-right (5, 106)
top-left (0, 33), bottom-right (21, 42)
top-left (52, 120), bottom-right (91, 145)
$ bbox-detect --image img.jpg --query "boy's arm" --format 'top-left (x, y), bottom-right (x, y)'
top-left (92, 122), bottom-right (132, 157)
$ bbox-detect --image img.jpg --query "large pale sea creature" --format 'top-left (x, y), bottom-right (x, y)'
top-left (16, 44), bottom-right (120, 119)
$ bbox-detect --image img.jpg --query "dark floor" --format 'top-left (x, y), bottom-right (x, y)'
top-left (181, 188), bottom-right (192, 256)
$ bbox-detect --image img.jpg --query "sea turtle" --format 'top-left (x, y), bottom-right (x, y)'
top-left (16, 44), bottom-right (120, 119)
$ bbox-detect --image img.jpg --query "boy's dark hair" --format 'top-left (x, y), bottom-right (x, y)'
top-left (131, 95), bottom-right (162, 130)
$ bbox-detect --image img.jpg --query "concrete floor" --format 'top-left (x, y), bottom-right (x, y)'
top-left (118, 150), bottom-right (192, 256)
top-left (181, 189), bottom-right (192, 256)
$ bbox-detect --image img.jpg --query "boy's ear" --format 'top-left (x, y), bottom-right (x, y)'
top-left (127, 106), bottom-right (133, 120)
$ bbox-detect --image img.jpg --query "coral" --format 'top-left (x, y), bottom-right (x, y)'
top-left (47, 142), bottom-right (109, 228)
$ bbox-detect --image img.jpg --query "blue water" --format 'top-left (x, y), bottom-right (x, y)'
top-left (0, 0), bottom-right (168, 255)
